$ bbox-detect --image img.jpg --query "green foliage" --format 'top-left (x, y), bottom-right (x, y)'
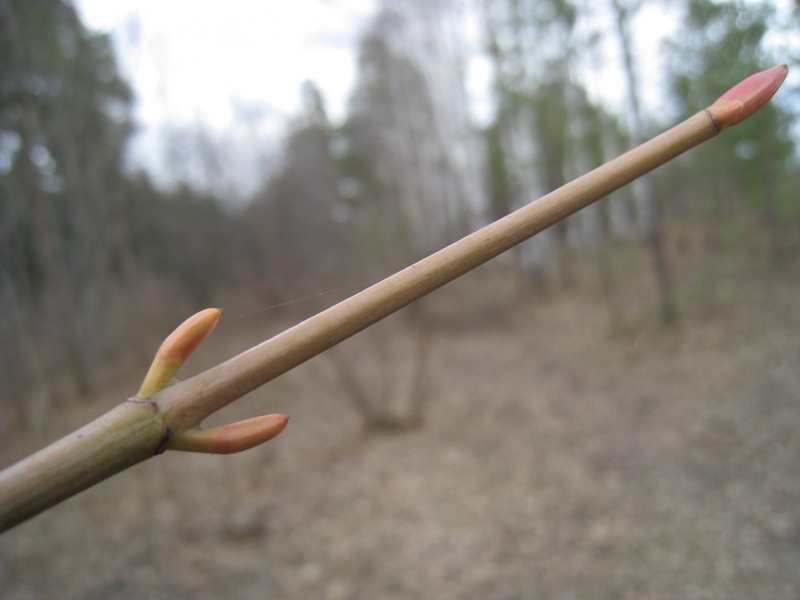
top-left (0, 0), bottom-right (259, 403)
top-left (482, 0), bottom-right (632, 292)
top-left (484, 119), bottom-right (514, 222)
top-left (0, 0), bottom-right (135, 397)
top-left (0, 0), bottom-right (130, 291)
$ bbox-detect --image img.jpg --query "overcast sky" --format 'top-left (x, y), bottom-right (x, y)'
top-left (71, 0), bottom-right (797, 198)
top-left (72, 0), bottom-right (684, 141)
top-left (75, 0), bottom-right (378, 132)
top-left (72, 0), bottom-right (392, 198)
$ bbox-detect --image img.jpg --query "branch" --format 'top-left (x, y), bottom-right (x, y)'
top-left (0, 65), bottom-right (788, 533)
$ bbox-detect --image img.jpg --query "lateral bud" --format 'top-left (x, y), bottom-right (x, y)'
top-left (166, 414), bottom-right (290, 454)
top-left (137, 308), bottom-right (222, 399)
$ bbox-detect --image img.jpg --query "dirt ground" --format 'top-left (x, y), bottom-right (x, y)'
top-left (1, 255), bottom-right (800, 599)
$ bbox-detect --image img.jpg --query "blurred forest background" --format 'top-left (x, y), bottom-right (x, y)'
top-left (0, 0), bottom-right (798, 429)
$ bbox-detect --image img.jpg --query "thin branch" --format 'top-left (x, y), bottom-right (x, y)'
top-left (156, 66), bottom-right (789, 432)
top-left (0, 65), bottom-right (789, 533)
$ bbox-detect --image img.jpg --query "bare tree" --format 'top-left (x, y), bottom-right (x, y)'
top-left (609, 0), bottom-right (677, 323)
top-left (324, 0), bottom-right (482, 429)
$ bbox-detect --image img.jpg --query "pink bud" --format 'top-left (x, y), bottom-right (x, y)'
top-left (708, 65), bottom-right (789, 130)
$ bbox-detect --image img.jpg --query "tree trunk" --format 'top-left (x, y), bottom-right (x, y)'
top-left (610, 0), bottom-right (676, 323)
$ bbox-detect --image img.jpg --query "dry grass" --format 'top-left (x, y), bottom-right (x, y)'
top-left (1, 255), bottom-right (800, 599)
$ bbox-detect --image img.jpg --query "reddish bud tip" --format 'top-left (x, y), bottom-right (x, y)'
top-left (137, 308), bottom-right (222, 398)
top-left (156, 308), bottom-right (223, 364)
top-left (708, 65), bottom-right (788, 130)
top-left (167, 414), bottom-right (290, 454)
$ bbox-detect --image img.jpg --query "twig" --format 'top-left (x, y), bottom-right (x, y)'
top-left (0, 65), bottom-right (788, 533)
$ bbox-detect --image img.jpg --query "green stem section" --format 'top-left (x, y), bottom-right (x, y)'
top-left (0, 401), bottom-right (165, 532)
